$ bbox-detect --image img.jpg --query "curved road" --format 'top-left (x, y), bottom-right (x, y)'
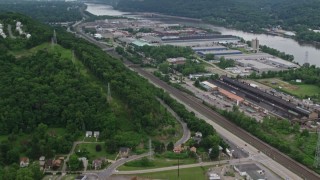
top-left (157, 98), bottom-right (191, 147)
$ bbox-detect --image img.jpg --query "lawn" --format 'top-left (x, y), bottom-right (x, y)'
top-left (11, 43), bottom-right (73, 60)
top-left (0, 135), bottom-right (8, 142)
top-left (118, 157), bottom-right (197, 171)
top-left (257, 78), bottom-right (320, 98)
top-left (134, 166), bottom-right (209, 180)
top-left (75, 143), bottom-right (117, 161)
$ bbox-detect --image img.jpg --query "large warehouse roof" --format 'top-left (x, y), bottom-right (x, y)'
top-left (221, 76), bottom-right (310, 117)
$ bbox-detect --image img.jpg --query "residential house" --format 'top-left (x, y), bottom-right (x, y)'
top-left (78, 157), bottom-right (87, 168)
top-left (86, 131), bottom-right (92, 137)
top-left (119, 147), bottom-right (130, 158)
top-left (53, 159), bottom-right (62, 170)
top-left (20, 157), bottom-right (29, 168)
top-left (193, 132), bottom-right (203, 144)
top-left (173, 145), bottom-right (184, 153)
top-left (45, 159), bottom-right (53, 170)
top-left (92, 159), bottom-right (103, 170)
top-left (94, 131), bottom-right (100, 138)
top-left (190, 146), bottom-right (197, 153)
top-left (208, 172), bottom-right (221, 180)
top-left (39, 156), bottom-right (46, 170)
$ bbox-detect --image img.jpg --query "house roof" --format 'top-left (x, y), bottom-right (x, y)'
top-left (20, 157), bottom-right (29, 163)
top-left (132, 40), bottom-right (150, 47)
top-left (120, 147), bottom-right (130, 153)
top-left (45, 159), bottom-right (53, 166)
top-left (53, 159), bottom-right (62, 166)
top-left (39, 156), bottom-right (45, 161)
top-left (190, 146), bottom-right (197, 153)
top-left (93, 159), bottom-right (103, 165)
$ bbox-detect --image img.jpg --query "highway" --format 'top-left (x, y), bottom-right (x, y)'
top-left (73, 21), bottom-right (320, 180)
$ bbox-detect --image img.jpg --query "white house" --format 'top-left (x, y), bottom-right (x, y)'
top-left (85, 131), bottom-right (92, 137)
top-left (93, 131), bottom-right (100, 138)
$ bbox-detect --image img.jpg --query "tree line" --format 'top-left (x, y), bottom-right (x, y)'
top-left (115, 0), bottom-right (320, 43)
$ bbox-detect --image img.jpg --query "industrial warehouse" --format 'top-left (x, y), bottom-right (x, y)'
top-left (215, 76), bottom-right (318, 120)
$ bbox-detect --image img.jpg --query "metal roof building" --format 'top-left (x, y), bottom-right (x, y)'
top-left (198, 50), bottom-right (242, 56)
top-left (221, 76), bottom-right (310, 117)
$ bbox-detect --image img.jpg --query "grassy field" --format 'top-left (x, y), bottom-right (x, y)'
top-left (134, 166), bottom-right (209, 180)
top-left (118, 157), bottom-right (197, 171)
top-left (11, 43), bottom-right (73, 59)
top-left (257, 78), bottom-right (320, 98)
top-left (75, 143), bottom-right (117, 161)
top-left (43, 174), bottom-right (77, 180)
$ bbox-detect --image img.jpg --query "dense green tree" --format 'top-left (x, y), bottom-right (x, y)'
top-left (167, 142), bottom-right (174, 151)
top-left (16, 168), bottom-right (34, 180)
top-left (68, 154), bottom-right (81, 171)
top-left (209, 144), bottom-right (220, 160)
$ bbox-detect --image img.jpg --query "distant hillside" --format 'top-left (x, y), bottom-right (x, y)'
top-left (115, 0), bottom-right (320, 42)
top-left (0, 1), bottom-right (83, 23)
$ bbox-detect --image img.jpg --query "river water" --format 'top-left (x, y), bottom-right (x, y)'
top-left (85, 3), bottom-right (320, 67)
top-left (85, 3), bottom-right (129, 16)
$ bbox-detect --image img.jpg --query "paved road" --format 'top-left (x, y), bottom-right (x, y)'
top-left (115, 158), bottom-right (249, 175)
top-left (7, 24), bottom-right (16, 39)
top-left (157, 98), bottom-right (191, 147)
top-left (97, 152), bottom-right (152, 179)
top-left (57, 141), bottom-right (100, 180)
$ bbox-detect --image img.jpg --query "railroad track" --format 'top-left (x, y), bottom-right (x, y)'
top-left (129, 63), bottom-right (320, 180)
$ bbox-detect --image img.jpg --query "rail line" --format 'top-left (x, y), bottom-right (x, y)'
top-left (129, 64), bottom-right (320, 180)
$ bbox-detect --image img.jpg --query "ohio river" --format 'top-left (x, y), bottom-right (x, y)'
top-left (86, 3), bottom-right (320, 67)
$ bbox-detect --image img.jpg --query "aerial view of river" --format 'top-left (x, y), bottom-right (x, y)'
top-left (86, 3), bottom-right (320, 67)
top-left (85, 3), bottom-right (129, 16)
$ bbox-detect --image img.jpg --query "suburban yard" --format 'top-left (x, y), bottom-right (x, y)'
top-left (75, 143), bottom-right (117, 161)
top-left (118, 156), bottom-right (198, 171)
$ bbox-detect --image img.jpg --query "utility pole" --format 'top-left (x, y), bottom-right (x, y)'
top-left (149, 138), bottom-right (152, 159)
top-left (314, 130), bottom-right (320, 168)
top-left (178, 157), bottom-right (180, 178)
top-left (107, 83), bottom-right (112, 102)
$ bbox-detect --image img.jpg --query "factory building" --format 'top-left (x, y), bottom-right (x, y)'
top-left (237, 60), bottom-right (282, 73)
top-left (221, 76), bottom-right (311, 118)
top-left (265, 57), bottom-right (299, 69)
top-left (167, 57), bottom-right (186, 65)
top-left (131, 40), bottom-right (150, 47)
top-left (198, 50), bottom-right (242, 57)
top-left (189, 73), bottom-right (215, 79)
top-left (215, 53), bottom-right (273, 61)
top-left (251, 38), bottom-right (259, 52)
top-left (218, 88), bottom-right (244, 103)
top-left (192, 45), bottom-right (227, 52)
top-left (200, 81), bottom-right (218, 91)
